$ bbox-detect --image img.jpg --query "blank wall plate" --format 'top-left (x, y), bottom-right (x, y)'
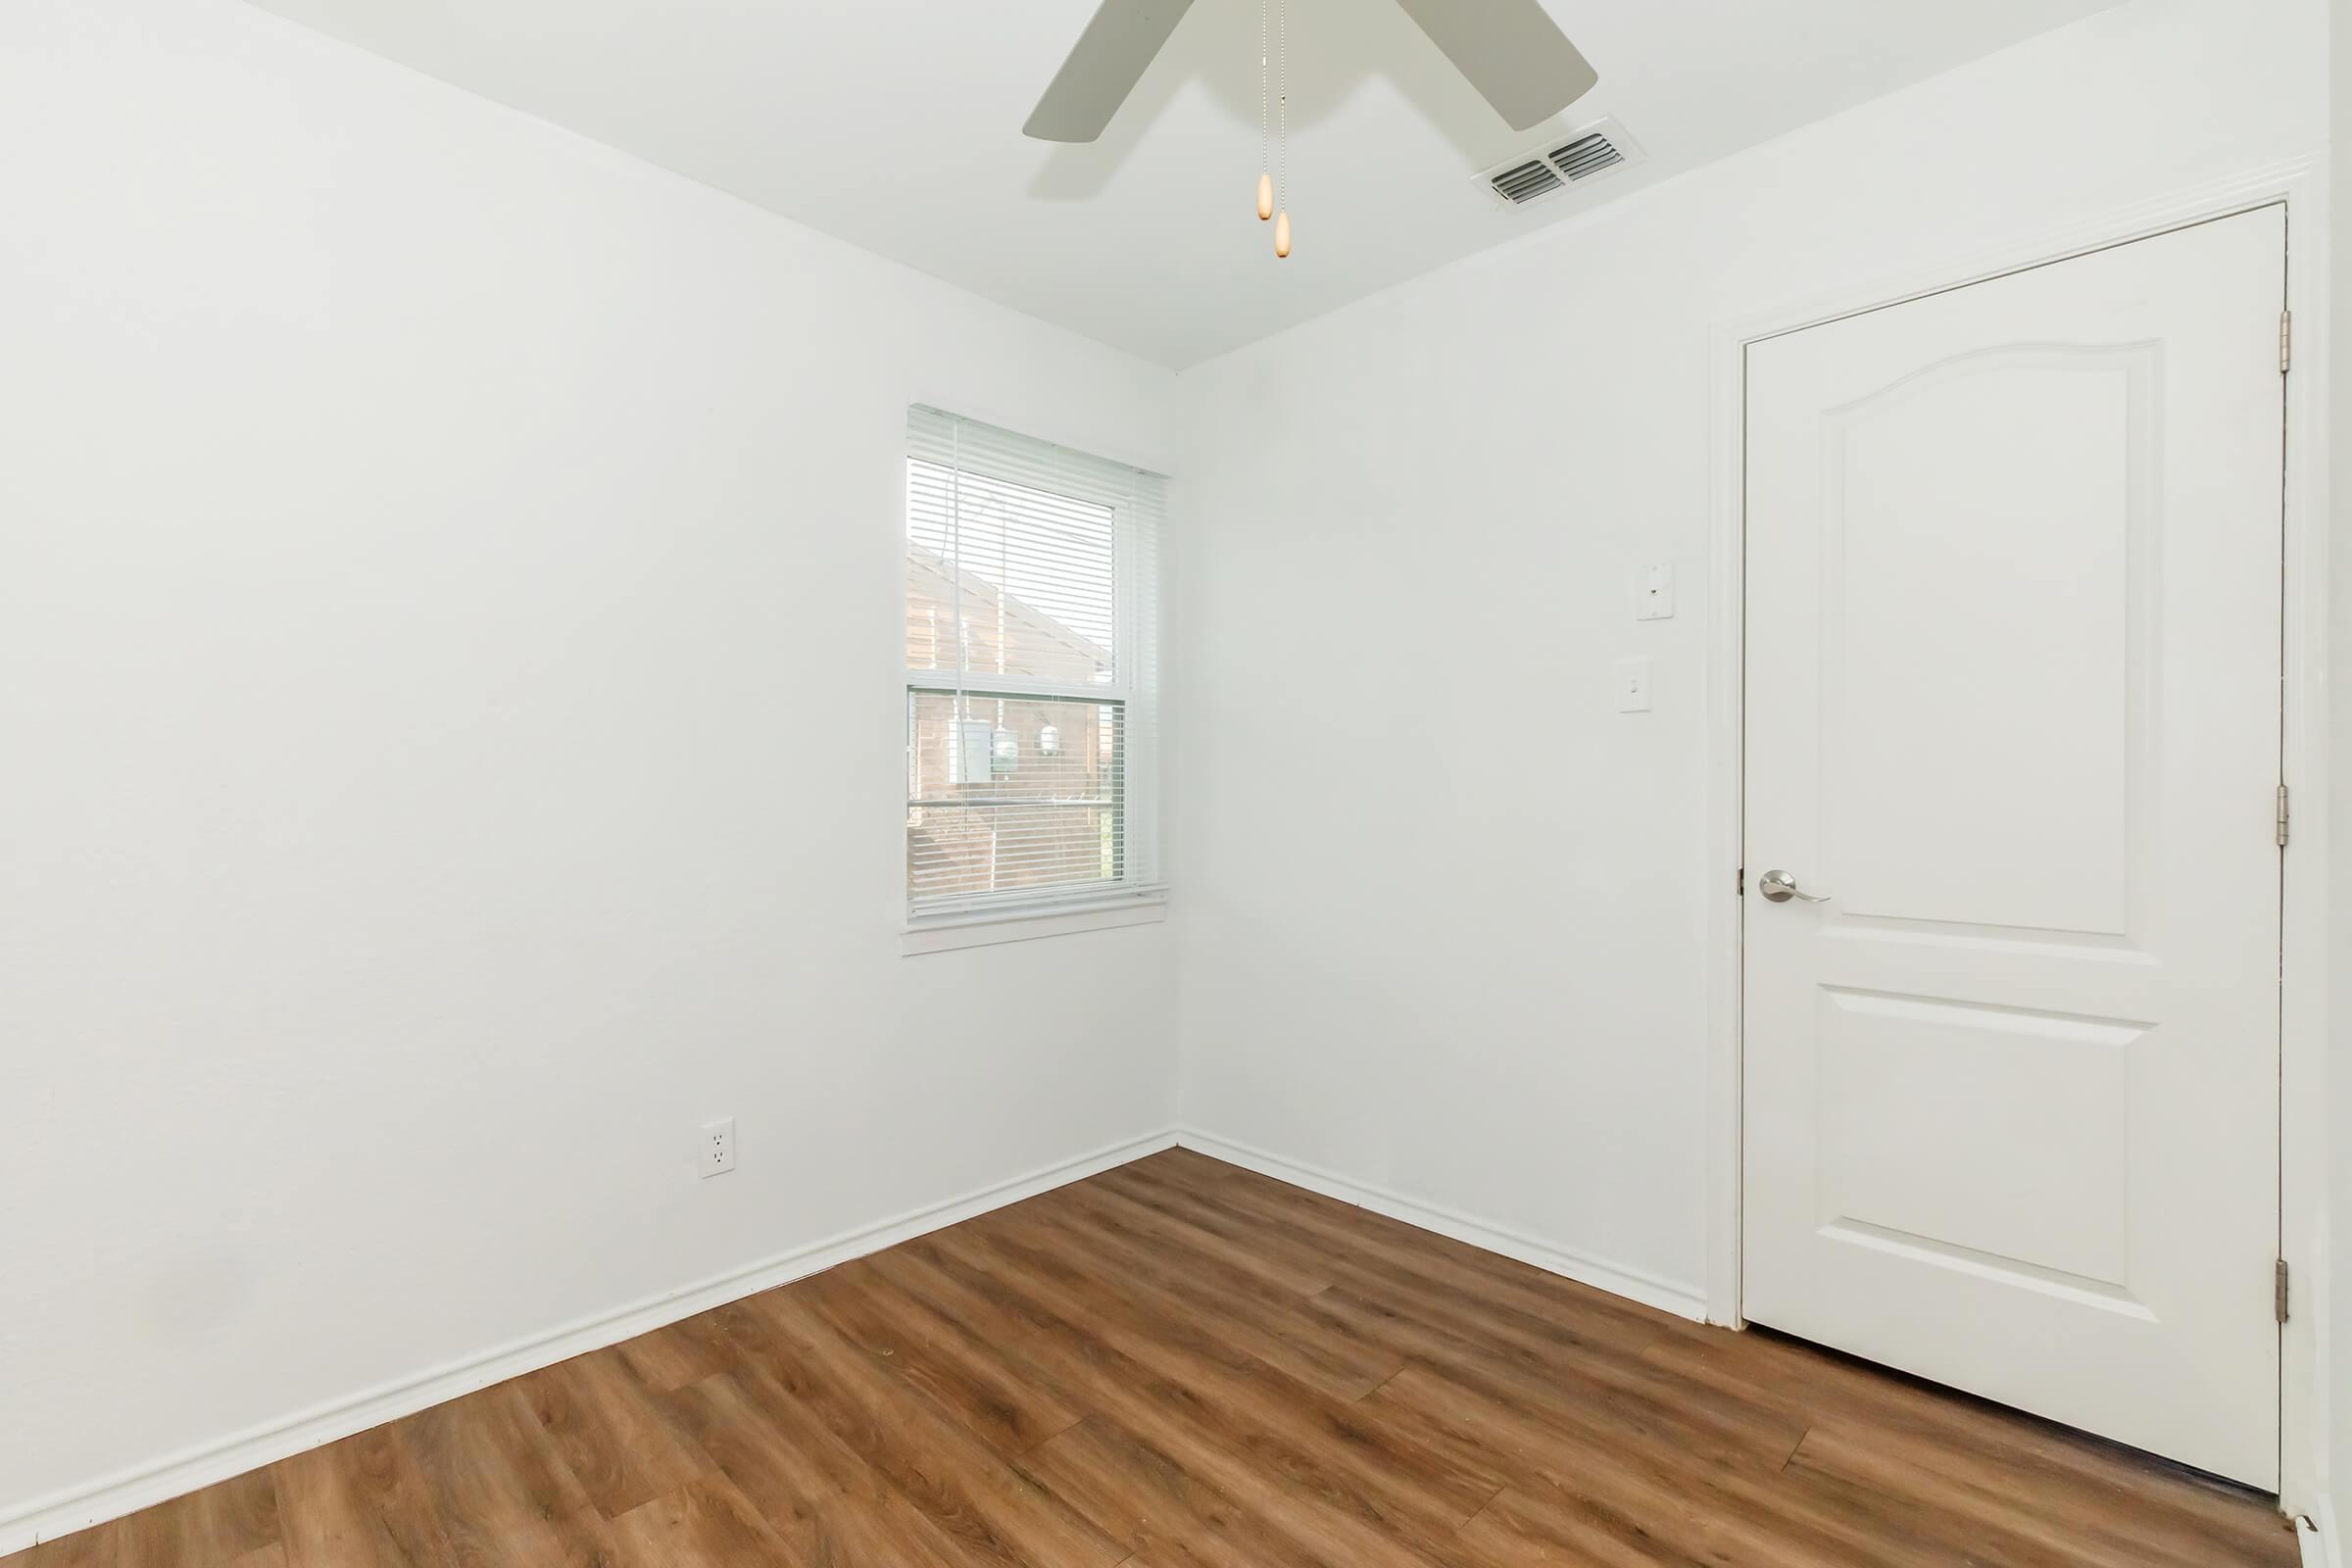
top-left (1635, 564), bottom-right (1676, 620)
top-left (700, 1117), bottom-right (736, 1177)
top-left (1614, 657), bottom-right (1653, 712)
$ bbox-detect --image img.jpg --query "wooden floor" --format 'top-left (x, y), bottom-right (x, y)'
top-left (13, 1149), bottom-right (2297, 1567)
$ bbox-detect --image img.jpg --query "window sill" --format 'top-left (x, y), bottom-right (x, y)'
top-left (900, 888), bottom-right (1169, 956)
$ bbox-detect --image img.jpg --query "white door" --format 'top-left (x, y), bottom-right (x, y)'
top-left (1742, 207), bottom-right (2285, 1487)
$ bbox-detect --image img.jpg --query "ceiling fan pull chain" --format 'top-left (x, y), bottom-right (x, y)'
top-left (1274, 0), bottom-right (1291, 257)
top-left (1256, 1), bottom-right (1273, 220)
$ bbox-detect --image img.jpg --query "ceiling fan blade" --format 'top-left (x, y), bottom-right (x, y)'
top-left (1023, 0), bottom-right (1199, 142)
top-left (1390, 0), bottom-right (1597, 131)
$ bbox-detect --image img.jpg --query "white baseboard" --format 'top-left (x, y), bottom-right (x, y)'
top-left (1174, 1128), bottom-right (1710, 1324)
top-left (2300, 1498), bottom-right (2341, 1568)
top-left (0, 1128), bottom-right (1179, 1556)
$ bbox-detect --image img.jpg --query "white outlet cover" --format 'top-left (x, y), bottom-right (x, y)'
top-left (701, 1117), bottom-right (736, 1177)
top-left (1635, 564), bottom-right (1676, 621)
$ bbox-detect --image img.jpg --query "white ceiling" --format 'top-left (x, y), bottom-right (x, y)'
top-left (242, 0), bottom-right (2119, 368)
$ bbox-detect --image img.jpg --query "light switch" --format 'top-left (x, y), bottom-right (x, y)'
top-left (1635, 564), bottom-right (1676, 621)
top-left (1615, 657), bottom-right (1653, 712)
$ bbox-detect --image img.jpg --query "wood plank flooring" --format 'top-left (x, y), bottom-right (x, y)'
top-left (10, 1149), bottom-right (2298, 1566)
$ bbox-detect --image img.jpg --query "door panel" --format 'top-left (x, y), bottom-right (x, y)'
top-left (1742, 207), bottom-right (2284, 1487)
top-left (1825, 345), bottom-right (2149, 937)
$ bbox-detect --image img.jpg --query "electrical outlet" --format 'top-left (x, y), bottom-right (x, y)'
top-left (700, 1117), bottom-right (736, 1178)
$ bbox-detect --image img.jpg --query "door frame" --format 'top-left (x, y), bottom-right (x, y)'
top-left (1703, 155), bottom-right (2329, 1508)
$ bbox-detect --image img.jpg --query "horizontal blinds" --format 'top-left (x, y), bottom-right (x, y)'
top-left (905, 407), bottom-right (1165, 915)
top-left (907, 691), bottom-right (1123, 911)
top-left (906, 407), bottom-right (1159, 690)
top-left (906, 460), bottom-right (1113, 689)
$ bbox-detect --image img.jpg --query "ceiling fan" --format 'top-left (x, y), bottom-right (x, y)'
top-left (1022, 0), bottom-right (1598, 142)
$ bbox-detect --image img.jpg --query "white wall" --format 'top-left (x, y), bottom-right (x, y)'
top-left (1173, 0), bottom-right (2327, 1317)
top-left (0, 0), bottom-right (1179, 1537)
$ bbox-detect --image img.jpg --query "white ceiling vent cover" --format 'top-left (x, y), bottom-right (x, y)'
top-left (1481, 118), bottom-right (1644, 210)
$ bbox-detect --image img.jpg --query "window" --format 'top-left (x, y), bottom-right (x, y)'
top-left (904, 407), bottom-right (1165, 945)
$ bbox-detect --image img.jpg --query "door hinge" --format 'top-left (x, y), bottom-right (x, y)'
top-left (2280, 311), bottom-right (2293, 373)
top-left (2278, 784), bottom-right (2291, 848)
top-left (1735, 866), bottom-right (1744, 897)
top-left (2277, 1258), bottom-right (2291, 1323)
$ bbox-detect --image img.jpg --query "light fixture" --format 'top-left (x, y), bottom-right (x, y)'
top-left (1038, 722), bottom-right (1062, 759)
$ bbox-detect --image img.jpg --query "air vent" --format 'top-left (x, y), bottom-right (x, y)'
top-left (1550, 131), bottom-right (1624, 181)
top-left (1489, 159), bottom-right (1564, 205)
top-left (1479, 118), bottom-right (1644, 210)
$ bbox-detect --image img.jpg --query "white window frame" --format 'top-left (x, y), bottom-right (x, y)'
top-left (900, 409), bottom-right (1167, 954)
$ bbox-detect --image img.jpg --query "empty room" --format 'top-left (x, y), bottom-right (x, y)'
top-left (8, 0), bottom-right (2352, 1563)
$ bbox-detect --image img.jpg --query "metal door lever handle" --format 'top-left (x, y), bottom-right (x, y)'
top-left (1758, 869), bottom-right (1830, 904)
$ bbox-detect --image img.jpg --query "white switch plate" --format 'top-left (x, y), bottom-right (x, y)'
top-left (700, 1117), bottom-right (736, 1177)
top-left (1635, 564), bottom-right (1676, 621)
top-left (1615, 657), bottom-right (1653, 712)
